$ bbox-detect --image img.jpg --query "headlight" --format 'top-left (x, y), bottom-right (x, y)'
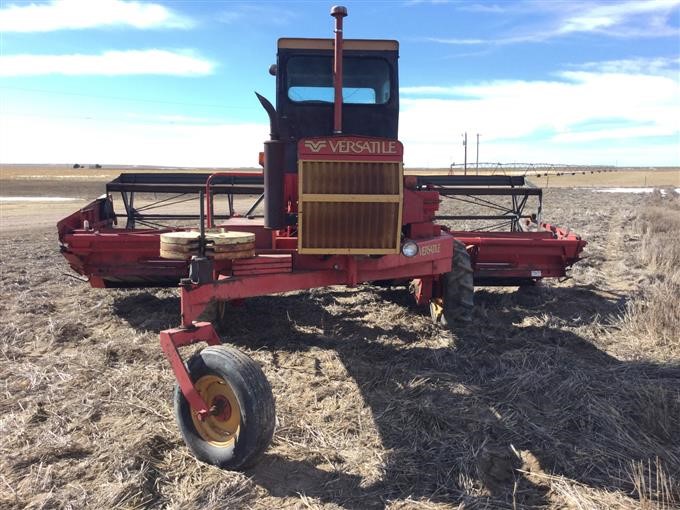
top-left (402, 240), bottom-right (418, 257)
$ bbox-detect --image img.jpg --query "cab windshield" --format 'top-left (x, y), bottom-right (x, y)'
top-left (286, 55), bottom-right (391, 105)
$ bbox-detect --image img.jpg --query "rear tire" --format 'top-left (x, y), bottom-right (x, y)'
top-left (432, 240), bottom-right (474, 325)
top-left (174, 345), bottom-right (275, 470)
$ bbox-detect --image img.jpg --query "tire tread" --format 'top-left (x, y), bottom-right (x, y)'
top-left (173, 344), bottom-right (275, 470)
top-left (440, 240), bottom-right (475, 325)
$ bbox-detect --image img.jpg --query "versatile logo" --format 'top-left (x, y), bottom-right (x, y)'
top-left (304, 140), bottom-right (328, 153)
top-left (303, 138), bottom-right (400, 156)
top-left (327, 139), bottom-right (398, 155)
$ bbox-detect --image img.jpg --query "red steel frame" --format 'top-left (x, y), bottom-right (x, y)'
top-left (52, 5), bottom-right (587, 431)
top-left (57, 140), bottom-right (586, 418)
top-left (55, 2), bottom-right (587, 424)
top-left (159, 322), bottom-right (221, 419)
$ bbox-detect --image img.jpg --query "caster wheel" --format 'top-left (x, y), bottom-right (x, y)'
top-left (174, 345), bottom-right (275, 469)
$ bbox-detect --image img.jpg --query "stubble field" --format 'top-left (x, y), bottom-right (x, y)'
top-left (1, 167), bottom-right (679, 509)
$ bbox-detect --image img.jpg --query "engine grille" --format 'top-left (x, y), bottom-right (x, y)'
top-left (298, 160), bottom-right (403, 254)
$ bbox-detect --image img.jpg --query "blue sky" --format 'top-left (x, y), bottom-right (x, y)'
top-left (1, 0), bottom-right (679, 167)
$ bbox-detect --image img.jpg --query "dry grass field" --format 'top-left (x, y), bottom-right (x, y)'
top-left (529, 169), bottom-right (678, 189)
top-left (409, 167), bottom-right (679, 189)
top-left (1, 163), bottom-right (678, 187)
top-left (1, 167), bottom-right (679, 509)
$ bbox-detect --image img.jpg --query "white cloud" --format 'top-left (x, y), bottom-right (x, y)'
top-left (428, 0), bottom-right (680, 45)
top-left (426, 38), bottom-right (488, 45)
top-left (427, 34), bottom-right (540, 46)
top-left (405, 0), bottom-right (453, 6)
top-left (550, 125), bottom-right (674, 143)
top-left (0, 50), bottom-right (215, 76)
top-left (0, 0), bottom-right (193, 32)
top-left (399, 58), bottom-right (680, 166)
top-left (216, 4), bottom-right (296, 26)
top-left (454, 3), bottom-right (508, 14)
top-left (559, 0), bottom-right (680, 36)
top-left (400, 85), bottom-right (461, 95)
top-left (0, 115), bottom-right (268, 167)
top-left (1, 57), bottom-right (678, 168)
top-left (575, 56), bottom-right (680, 76)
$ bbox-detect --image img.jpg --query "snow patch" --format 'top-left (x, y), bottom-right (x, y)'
top-left (594, 188), bottom-right (657, 193)
top-left (593, 187), bottom-right (680, 197)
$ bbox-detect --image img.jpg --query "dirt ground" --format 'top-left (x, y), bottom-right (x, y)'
top-left (1, 173), bottom-right (679, 509)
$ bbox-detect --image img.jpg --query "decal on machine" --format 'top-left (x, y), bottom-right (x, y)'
top-left (304, 140), bottom-right (328, 153)
top-left (420, 243), bottom-right (441, 256)
top-left (300, 136), bottom-right (404, 159)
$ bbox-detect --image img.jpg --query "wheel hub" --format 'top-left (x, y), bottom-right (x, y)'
top-left (190, 375), bottom-right (241, 446)
top-left (210, 395), bottom-right (232, 421)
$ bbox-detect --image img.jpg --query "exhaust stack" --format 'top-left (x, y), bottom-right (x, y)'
top-left (331, 5), bottom-right (347, 134)
top-left (255, 92), bottom-right (286, 230)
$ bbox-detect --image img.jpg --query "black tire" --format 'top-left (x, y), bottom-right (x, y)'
top-left (433, 240), bottom-right (474, 325)
top-left (174, 345), bottom-right (275, 469)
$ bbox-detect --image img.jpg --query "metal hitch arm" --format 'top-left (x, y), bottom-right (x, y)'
top-left (159, 322), bottom-right (221, 420)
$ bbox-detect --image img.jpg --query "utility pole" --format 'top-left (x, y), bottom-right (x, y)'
top-left (476, 133), bottom-right (480, 175)
top-left (462, 132), bottom-right (468, 175)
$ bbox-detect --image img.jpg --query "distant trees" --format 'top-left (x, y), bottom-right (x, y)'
top-left (72, 163), bottom-right (102, 169)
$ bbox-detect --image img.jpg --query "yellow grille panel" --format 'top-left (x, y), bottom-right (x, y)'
top-left (301, 161), bottom-right (401, 195)
top-left (299, 160), bottom-right (403, 254)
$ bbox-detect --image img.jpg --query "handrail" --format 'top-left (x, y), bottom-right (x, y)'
top-left (204, 172), bottom-right (261, 228)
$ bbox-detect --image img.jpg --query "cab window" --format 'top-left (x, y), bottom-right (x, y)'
top-left (287, 56), bottom-right (391, 105)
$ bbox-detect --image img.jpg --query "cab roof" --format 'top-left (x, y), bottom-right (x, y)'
top-left (278, 38), bottom-right (398, 51)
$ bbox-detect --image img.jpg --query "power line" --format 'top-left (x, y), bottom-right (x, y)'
top-left (0, 110), bottom-right (236, 125)
top-left (0, 85), bottom-right (260, 111)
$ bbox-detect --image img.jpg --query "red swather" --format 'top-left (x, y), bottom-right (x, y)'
top-left (55, 4), bottom-right (587, 468)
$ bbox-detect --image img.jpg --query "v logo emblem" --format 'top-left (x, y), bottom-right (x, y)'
top-left (304, 140), bottom-right (328, 153)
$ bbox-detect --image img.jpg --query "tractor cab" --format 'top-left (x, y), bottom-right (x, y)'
top-left (257, 10), bottom-right (405, 252)
top-left (274, 38), bottom-right (399, 142)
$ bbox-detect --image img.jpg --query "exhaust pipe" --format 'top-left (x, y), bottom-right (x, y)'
top-left (331, 5), bottom-right (347, 134)
top-left (255, 92), bottom-right (285, 229)
top-left (255, 92), bottom-right (279, 140)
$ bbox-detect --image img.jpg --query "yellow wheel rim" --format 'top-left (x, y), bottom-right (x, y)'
top-left (191, 375), bottom-right (241, 447)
